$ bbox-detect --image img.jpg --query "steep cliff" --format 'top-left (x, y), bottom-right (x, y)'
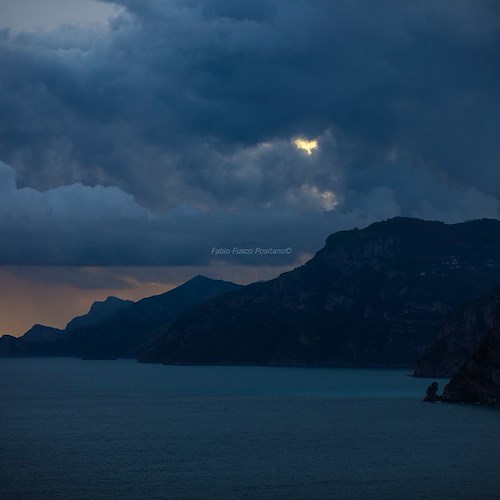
top-left (414, 286), bottom-right (500, 378)
top-left (442, 311), bottom-right (500, 404)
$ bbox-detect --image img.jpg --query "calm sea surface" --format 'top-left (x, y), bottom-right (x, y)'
top-left (1, 358), bottom-right (499, 499)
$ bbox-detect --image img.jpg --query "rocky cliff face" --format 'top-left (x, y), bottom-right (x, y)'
top-left (414, 286), bottom-right (500, 378)
top-left (442, 311), bottom-right (500, 404)
top-left (142, 217), bottom-right (500, 366)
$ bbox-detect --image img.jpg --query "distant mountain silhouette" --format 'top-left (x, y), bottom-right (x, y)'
top-left (0, 276), bottom-right (241, 359)
top-left (414, 286), bottom-right (500, 378)
top-left (0, 296), bottom-right (133, 355)
top-left (142, 217), bottom-right (500, 367)
top-left (0, 335), bottom-right (24, 357)
top-left (28, 275), bottom-right (241, 359)
top-left (21, 324), bottom-right (65, 343)
top-left (66, 296), bottom-right (134, 331)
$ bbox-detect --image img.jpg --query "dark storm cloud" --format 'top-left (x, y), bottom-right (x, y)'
top-left (0, 160), bottom-right (345, 266)
top-left (0, 158), bottom-right (497, 266)
top-left (0, 0), bottom-right (499, 266)
top-left (98, 0), bottom-right (500, 196)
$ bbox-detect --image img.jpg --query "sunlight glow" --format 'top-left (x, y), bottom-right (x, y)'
top-left (294, 137), bottom-right (318, 156)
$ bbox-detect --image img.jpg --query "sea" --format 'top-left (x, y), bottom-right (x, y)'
top-left (1, 358), bottom-right (499, 499)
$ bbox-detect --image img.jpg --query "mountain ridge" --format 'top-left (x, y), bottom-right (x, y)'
top-left (142, 217), bottom-right (500, 367)
top-left (0, 275), bottom-right (242, 359)
top-left (66, 296), bottom-right (134, 331)
top-left (35, 275), bottom-right (241, 360)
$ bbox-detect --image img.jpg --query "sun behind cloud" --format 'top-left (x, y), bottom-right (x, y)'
top-left (294, 137), bottom-right (318, 156)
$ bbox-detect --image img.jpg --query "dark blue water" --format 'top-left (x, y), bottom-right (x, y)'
top-left (1, 359), bottom-right (499, 499)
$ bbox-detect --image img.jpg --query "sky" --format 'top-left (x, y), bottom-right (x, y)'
top-left (1, 0), bottom-right (500, 335)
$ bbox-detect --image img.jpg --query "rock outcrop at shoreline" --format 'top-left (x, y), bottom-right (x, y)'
top-left (423, 381), bottom-right (442, 402)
